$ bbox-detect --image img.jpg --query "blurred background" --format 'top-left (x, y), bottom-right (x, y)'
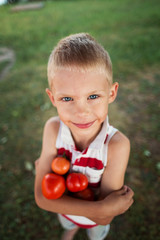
top-left (0, 0), bottom-right (160, 239)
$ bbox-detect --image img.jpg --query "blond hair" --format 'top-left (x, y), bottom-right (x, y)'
top-left (47, 33), bottom-right (113, 88)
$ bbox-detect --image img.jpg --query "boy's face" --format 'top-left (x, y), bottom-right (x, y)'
top-left (47, 67), bottom-right (118, 141)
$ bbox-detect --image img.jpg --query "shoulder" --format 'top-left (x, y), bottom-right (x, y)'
top-left (35, 117), bottom-right (61, 183)
top-left (44, 116), bottom-right (60, 135)
top-left (109, 131), bottom-right (130, 150)
top-left (107, 131), bottom-right (130, 166)
top-left (42, 116), bottom-right (60, 155)
top-left (100, 131), bottom-right (130, 194)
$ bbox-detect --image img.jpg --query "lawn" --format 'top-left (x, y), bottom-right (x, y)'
top-left (0, 0), bottom-right (160, 239)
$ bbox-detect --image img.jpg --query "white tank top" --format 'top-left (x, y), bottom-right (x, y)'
top-left (56, 117), bottom-right (118, 228)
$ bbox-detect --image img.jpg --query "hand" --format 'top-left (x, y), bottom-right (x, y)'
top-left (88, 185), bottom-right (134, 225)
top-left (102, 185), bottom-right (134, 217)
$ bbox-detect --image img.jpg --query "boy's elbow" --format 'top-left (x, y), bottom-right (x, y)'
top-left (34, 192), bottom-right (41, 208)
top-left (34, 188), bottom-right (44, 210)
top-left (101, 216), bottom-right (114, 225)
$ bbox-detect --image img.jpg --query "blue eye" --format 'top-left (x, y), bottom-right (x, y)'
top-left (88, 95), bottom-right (99, 100)
top-left (62, 97), bottom-right (73, 102)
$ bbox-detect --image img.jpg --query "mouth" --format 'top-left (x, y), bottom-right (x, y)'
top-left (72, 121), bottom-right (95, 129)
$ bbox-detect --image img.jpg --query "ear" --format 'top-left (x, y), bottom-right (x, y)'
top-left (108, 82), bottom-right (119, 104)
top-left (46, 88), bottom-right (56, 107)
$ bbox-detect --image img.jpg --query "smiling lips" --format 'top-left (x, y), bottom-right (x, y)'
top-left (72, 121), bottom-right (95, 129)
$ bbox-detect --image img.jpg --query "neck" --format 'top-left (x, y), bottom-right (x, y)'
top-left (71, 123), bottom-right (103, 152)
top-left (74, 138), bottom-right (91, 152)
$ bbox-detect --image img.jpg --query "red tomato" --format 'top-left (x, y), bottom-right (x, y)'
top-left (42, 173), bottom-right (66, 199)
top-left (73, 188), bottom-right (94, 201)
top-left (51, 157), bottom-right (70, 175)
top-left (66, 172), bottom-right (88, 192)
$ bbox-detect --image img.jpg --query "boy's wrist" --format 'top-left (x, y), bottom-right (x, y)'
top-left (96, 198), bottom-right (112, 218)
top-left (86, 199), bottom-right (113, 225)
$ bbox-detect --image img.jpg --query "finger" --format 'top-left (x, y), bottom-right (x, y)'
top-left (124, 198), bottom-right (134, 213)
top-left (128, 197), bottom-right (134, 206)
top-left (131, 198), bottom-right (134, 206)
top-left (127, 198), bottom-right (134, 211)
top-left (123, 185), bottom-right (128, 192)
top-left (125, 187), bottom-right (134, 198)
top-left (117, 185), bottom-right (128, 195)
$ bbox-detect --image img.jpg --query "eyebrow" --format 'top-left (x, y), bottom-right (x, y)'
top-left (56, 90), bottom-right (106, 97)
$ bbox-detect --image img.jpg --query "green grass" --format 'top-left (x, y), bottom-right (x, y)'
top-left (0, 0), bottom-right (160, 239)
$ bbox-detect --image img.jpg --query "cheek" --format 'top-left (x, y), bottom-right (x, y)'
top-left (93, 99), bottom-right (108, 115)
top-left (97, 107), bottom-right (108, 119)
top-left (56, 104), bottom-right (72, 119)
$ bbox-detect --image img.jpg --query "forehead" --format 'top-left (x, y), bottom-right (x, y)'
top-left (51, 66), bottom-right (109, 95)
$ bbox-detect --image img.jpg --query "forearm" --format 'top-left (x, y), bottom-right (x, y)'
top-left (35, 190), bottom-right (103, 221)
top-left (35, 183), bottom-right (134, 226)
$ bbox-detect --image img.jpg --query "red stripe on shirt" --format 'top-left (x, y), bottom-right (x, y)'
top-left (73, 146), bottom-right (88, 155)
top-left (61, 214), bottom-right (98, 229)
top-left (57, 148), bottom-right (72, 160)
top-left (83, 147), bottom-right (88, 155)
top-left (74, 157), bottom-right (104, 170)
top-left (104, 134), bottom-right (108, 144)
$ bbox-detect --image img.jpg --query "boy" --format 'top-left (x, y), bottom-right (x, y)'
top-left (34, 33), bottom-right (134, 240)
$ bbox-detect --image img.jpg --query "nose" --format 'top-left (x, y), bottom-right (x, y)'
top-left (74, 99), bottom-right (90, 117)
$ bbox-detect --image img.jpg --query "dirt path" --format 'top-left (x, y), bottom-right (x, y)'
top-left (0, 47), bottom-right (15, 81)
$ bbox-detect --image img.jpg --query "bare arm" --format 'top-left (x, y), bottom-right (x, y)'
top-left (101, 132), bottom-right (130, 196)
top-left (34, 121), bottom-right (134, 225)
top-left (91, 131), bottom-right (132, 224)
